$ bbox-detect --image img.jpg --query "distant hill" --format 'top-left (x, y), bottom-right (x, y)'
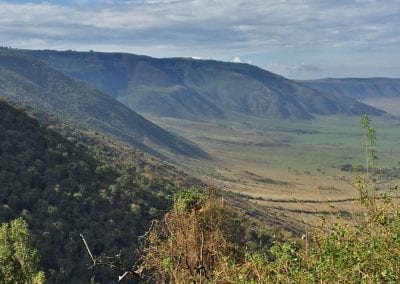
top-left (298, 78), bottom-right (400, 100)
top-left (0, 48), bottom-right (207, 159)
top-left (20, 49), bottom-right (385, 120)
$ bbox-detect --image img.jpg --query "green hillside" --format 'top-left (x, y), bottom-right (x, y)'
top-left (0, 100), bottom-right (201, 282)
top-left (21, 49), bottom-right (385, 120)
top-left (0, 48), bottom-right (207, 159)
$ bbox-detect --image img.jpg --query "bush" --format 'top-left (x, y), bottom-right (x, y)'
top-left (0, 218), bottom-right (45, 283)
top-left (141, 189), bottom-right (251, 282)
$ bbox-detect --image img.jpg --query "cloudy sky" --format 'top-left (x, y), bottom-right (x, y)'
top-left (1, 0), bottom-right (399, 79)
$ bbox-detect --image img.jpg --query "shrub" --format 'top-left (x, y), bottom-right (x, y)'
top-left (0, 218), bottom-right (45, 283)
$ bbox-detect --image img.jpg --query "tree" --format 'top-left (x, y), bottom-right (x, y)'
top-left (0, 218), bottom-right (45, 283)
top-left (360, 114), bottom-right (377, 177)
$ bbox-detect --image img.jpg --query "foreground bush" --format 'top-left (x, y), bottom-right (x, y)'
top-left (141, 189), bottom-right (249, 282)
top-left (141, 184), bottom-right (400, 283)
top-left (266, 186), bottom-right (400, 283)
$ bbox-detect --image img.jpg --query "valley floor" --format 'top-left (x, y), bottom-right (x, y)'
top-left (146, 114), bottom-right (400, 228)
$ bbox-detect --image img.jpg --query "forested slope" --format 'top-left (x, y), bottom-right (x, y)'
top-left (0, 100), bottom-right (196, 282)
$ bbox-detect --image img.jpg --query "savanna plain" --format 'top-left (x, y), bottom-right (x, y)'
top-left (150, 113), bottom-right (400, 228)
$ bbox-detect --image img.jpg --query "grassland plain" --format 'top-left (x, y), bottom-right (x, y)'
top-left (146, 114), bottom-right (400, 226)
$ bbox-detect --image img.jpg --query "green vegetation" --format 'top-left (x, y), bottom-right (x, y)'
top-left (0, 218), bottom-right (45, 283)
top-left (361, 114), bottom-right (377, 177)
top-left (174, 188), bottom-right (208, 213)
top-left (0, 100), bottom-right (198, 282)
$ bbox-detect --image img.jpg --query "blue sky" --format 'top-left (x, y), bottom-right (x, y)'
top-left (1, 0), bottom-right (399, 79)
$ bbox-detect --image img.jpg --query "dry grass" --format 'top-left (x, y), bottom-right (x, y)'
top-left (140, 184), bottom-right (400, 283)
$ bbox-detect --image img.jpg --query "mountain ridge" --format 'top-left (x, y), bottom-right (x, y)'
top-left (298, 77), bottom-right (400, 100)
top-left (19, 49), bottom-right (386, 120)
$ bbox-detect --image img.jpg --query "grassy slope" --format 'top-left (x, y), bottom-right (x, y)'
top-left (0, 48), bottom-right (207, 159)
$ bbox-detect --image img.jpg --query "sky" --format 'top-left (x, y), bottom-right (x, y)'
top-left (0, 0), bottom-right (399, 79)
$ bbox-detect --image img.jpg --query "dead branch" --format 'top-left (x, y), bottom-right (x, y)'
top-left (138, 219), bottom-right (157, 241)
top-left (80, 233), bottom-right (142, 282)
top-left (80, 233), bottom-right (96, 267)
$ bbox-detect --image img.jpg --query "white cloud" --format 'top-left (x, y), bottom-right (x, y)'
top-left (290, 63), bottom-right (322, 72)
top-left (1, 0), bottom-right (398, 53)
top-left (233, 56), bottom-right (241, 63)
top-left (265, 62), bottom-right (323, 79)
